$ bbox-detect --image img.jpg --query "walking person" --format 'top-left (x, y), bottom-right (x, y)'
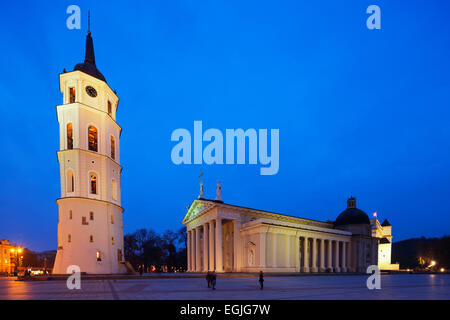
top-left (259, 271), bottom-right (264, 290)
top-left (206, 271), bottom-right (211, 288)
top-left (211, 271), bottom-right (217, 290)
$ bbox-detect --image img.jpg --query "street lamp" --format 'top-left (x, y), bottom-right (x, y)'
top-left (10, 247), bottom-right (22, 276)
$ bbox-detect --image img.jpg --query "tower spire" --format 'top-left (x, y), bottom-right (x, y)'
top-left (73, 10), bottom-right (106, 82)
top-left (84, 10), bottom-right (95, 65)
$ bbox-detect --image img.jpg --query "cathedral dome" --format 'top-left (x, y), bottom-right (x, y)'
top-left (334, 196), bottom-right (370, 227)
top-left (73, 31), bottom-right (107, 83)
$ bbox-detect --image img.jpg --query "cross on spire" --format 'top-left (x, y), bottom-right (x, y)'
top-left (198, 171), bottom-right (205, 199)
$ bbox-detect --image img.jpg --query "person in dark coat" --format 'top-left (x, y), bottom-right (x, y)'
top-left (211, 271), bottom-right (217, 290)
top-left (259, 271), bottom-right (264, 290)
top-left (206, 271), bottom-right (211, 288)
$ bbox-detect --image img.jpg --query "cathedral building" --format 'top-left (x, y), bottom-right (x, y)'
top-left (183, 186), bottom-right (388, 273)
top-left (52, 30), bottom-right (127, 274)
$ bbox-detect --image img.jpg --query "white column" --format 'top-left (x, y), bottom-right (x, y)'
top-left (233, 220), bottom-right (241, 272)
top-left (187, 230), bottom-right (191, 271)
top-left (272, 232), bottom-right (277, 269)
top-left (209, 221), bottom-right (215, 271)
top-left (203, 224), bottom-right (209, 271)
top-left (215, 218), bottom-right (223, 272)
top-left (334, 240), bottom-right (340, 272)
top-left (320, 238), bottom-right (325, 272)
top-left (259, 232), bottom-right (266, 268)
top-left (285, 234), bottom-right (291, 268)
top-left (347, 241), bottom-right (352, 272)
top-left (294, 235), bottom-right (300, 272)
top-left (312, 238), bottom-right (318, 272)
top-left (327, 239), bottom-right (333, 272)
top-left (303, 237), bottom-right (310, 272)
top-left (192, 229), bottom-right (196, 271)
top-left (342, 241), bottom-right (347, 272)
top-left (196, 227), bottom-right (201, 272)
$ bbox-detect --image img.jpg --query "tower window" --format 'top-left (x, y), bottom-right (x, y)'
top-left (117, 249), bottom-right (123, 262)
top-left (108, 101), bottom-right (112, 116)
top-left (69, 87), bottom-right (75, 103)
top-left (112, 179), bottom-right (117, 201)
top-left (90, 235), bottom-right (94, 243)
top-left (96, 251), bottom-right (102, 261)
top-left (88, 126), bottom-right (98, 152)
top-left (111, 215), bottom-right (114, 224)
top-left (67, 170), bottom-right (74, 192)
top-left (90, 174), bottom-right (97, 194)
top-left (110, 136), bottom-right (115, 160)
top-left (69, 210), bottom-right (73, 220)
top-left (67, 123), bottom-right (73, 149)
top-left (82, 217), bottom-right (88, 225)
top-left (90, 211), bottom-right (94, 220)
top-left (112, 237), bottom-right (115, 245)
top-left (68, 234), bottom-right (71, 243)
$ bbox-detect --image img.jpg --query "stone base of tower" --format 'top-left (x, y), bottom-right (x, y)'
top-left (54, 198), bottom-right (127, 274)
top-left (52, 251), bottom-right (129, 274)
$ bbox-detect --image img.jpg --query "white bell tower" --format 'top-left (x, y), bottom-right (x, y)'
top-left (53, 29), bottom-right (127, 274)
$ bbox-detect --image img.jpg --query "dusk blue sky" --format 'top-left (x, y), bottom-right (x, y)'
top-left (1, 1), bottom-right (449, 251)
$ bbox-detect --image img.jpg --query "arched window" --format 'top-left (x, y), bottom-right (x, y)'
top-left (67, 170), bottom-right (74, 192)
top-left (108, 101), bottom-right (112, 116)
top-left (110, 136), bottom-right (115, 160)
top-left (112, 179), bottom-right (117, 200)
top-left (90, 235), bottom-right (94, 243)
top-left (69, 210), bottom-right (73, 220)
top-left (88, 126), bottom-right (98, 152)
top-left (90, 174), bottom-right (97, 194)
top-left (68, 234), bottom-right (72, 243)
top-left (67, 123), bottom-right (73, 150)
top-left (69, 87), bottom-right (75, 103)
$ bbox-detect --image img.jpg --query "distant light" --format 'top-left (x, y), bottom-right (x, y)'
top-left (17, 248), bottom-right (22, 253)
top-left (440, 268), bottom-right (445, 272)
top-left (430, 260), bottom-right (436, 267)
top-left (10, 248), bottom-right (14, 253)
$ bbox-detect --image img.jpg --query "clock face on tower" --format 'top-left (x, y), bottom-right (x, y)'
top-left (85, 85), bottom-right (97, 97)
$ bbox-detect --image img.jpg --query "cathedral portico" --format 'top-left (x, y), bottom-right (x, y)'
top-left (182, 185), bottom-right (382, 273)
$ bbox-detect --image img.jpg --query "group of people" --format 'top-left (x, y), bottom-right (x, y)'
top-left (206, 271), bottom-right (217, 290)
top-left (205, 271), bottom-right (265, 290)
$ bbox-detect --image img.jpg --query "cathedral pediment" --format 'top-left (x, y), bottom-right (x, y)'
top-left (182, 200), bottom-right (216, 224)
top-left (182, 200), bottom-right (215, 224)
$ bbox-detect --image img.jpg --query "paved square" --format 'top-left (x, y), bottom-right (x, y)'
top-left (0, 274), bottom-right (448, 300)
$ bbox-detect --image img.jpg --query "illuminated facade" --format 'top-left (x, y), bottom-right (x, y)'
top-left (0, 240), bottom-right (18, 275)
top-left (52, 30), bottom-right (127, 274)
top-left (183, 195), bottom-right (380, 273)
top-left (371, 218), bottom-right (400, 270)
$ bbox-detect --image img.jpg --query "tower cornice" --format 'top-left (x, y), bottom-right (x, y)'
top-left (56, 196), bottom-right (124, 213)
top-left (56, 149), bottom-right (122, 171)
top-left (56, 102), bottom-right (122, 136)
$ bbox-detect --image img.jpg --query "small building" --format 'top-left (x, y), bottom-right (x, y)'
top-left (182, 188), bottom-right (380, 273)
top-left (371, 218), bottom-right (400, 270)
top-left (0, 240), bottom-right (15, 275)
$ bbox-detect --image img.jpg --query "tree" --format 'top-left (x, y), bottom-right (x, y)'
top-left (123, 227), bottom-right (188, 272)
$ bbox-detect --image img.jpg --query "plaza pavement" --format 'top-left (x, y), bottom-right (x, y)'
top-left (0, 274), bottom-right (448, 300)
